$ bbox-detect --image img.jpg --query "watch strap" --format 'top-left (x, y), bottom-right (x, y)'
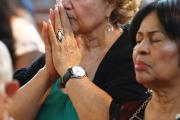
top-left (60, 68), bottom-right (71, 88)
top-left (60, 66), bottom-right (87, 88)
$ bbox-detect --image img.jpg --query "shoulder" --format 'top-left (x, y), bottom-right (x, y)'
top-left (13, 54), bottom-right (45, 86)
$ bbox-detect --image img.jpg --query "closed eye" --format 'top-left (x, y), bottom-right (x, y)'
top-left (136, 33), bottom-right (143, 44)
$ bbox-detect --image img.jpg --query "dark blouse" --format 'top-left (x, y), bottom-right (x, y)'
top-left (110, 95), bottom-right (149, 120)
top-left (93, 25), bottom-right (146, 104)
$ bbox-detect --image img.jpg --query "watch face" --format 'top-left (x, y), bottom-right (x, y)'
top-left (72, 66), bottom-right (85, 77)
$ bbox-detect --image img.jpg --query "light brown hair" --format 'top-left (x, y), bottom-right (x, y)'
top-left (109, 0), bottom-right (141, 26)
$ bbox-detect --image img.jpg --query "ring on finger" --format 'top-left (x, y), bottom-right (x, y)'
top-left (56, 29), bottom-right (64, 42)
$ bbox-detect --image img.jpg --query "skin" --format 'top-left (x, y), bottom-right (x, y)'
top-left (62, 0), bottom-right (112, 34)
top-left (10, 0), bottom-right (122, 120)
top-left (0, 41), bottom-right (19, 120)
top-left (44, 1), bottom-right (118, 119)
top-left (49, 0), bottom-right (121, 80)
top-left (0, 82), bottom-right (19, 120)
top-left (133, 12), bottom-right (180, 120)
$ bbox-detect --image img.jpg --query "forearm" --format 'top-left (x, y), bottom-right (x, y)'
top-left (66, 77), bottom-right (112, 120)
top-left (9, 68), bottom-right (51, 120)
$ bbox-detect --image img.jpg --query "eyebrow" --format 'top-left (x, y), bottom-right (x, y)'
top-left (137, 30), bottom-right (163, 35)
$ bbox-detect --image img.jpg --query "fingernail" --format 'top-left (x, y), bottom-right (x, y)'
top-left (55, 6), bottom-right (58, 11)
top-left (49, 8), bottom-right (52, 15)
top-left (60, 2), bottom-right (63, 7)
top-left (48, 19), bottom-right (51, 24)
top-left (50, 8), bottom-right (52, 12)
top-left (54, 4), bottom-right (57, 9)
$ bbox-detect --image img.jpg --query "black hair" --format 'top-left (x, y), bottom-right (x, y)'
top-left (129, 0), bottom-right (180, 46)
top-left (0, 0), bottom-right (17, 66)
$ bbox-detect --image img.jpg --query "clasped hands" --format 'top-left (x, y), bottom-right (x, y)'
top-left (41, 1), bottom-right (82, 83)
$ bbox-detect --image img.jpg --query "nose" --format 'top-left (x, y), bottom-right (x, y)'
top-left (62, 0), bottom-right (73, 10)
top-left (134, 40), bottom-right (150, 55)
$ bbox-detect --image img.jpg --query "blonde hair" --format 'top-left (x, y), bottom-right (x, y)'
top-left (109, 0), bottom-right (141, 26)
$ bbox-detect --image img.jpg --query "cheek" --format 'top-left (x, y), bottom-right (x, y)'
top-left (154, 44), bottom-right (178, 64)
top-left (132, 47), bottom-right (138, 63)
top-left (73, 2), bottom-right (106, 32)
top-left (152, 44), bottom-right (179, 78)
top-left (74, 11), bottom-right (94, 32)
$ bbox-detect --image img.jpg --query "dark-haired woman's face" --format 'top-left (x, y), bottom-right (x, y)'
top-left (133, 12), bottom-right (180, 88)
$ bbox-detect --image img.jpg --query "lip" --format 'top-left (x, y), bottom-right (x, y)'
top-left (134, 60), bottom-right (150, 71)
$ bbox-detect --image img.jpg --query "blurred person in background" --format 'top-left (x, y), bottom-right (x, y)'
top-left (19, 0), bottom-right (34, 14)
top-left (0, 41), bottom-right (19, 120)
top-left (13, 0), bottom-right (35, 24)
top-left (0, 0), bottom-right (44, 70)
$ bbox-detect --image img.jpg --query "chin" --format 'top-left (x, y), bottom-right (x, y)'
top-left (136, 76), bottom-right (153, 86)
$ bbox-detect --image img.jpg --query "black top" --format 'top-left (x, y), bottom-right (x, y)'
top-left (110, 94), bottom-right (180, 120)
top-left (110, 94), bottom-right (149, 120)
top-left (13, 25), bottom-right (146, 119)
top-left (93, 25), bottom-right (146, 104)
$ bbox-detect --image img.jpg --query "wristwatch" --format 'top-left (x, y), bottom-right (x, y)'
top-left (60, 66), bottom-right (87, 88)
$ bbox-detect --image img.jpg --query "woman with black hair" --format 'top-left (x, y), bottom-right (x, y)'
top-left (110, 0), bottom-right (180, 119)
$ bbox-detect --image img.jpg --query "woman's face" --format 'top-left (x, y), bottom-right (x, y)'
top-left (62, 0), bottom-right (113, 34)
top-left (133, 12), bottom-right (180, 88)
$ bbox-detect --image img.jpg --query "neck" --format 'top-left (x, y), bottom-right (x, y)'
top-left (81, 24), bottom-right (122, 50)
top-left (146, 88), bottom-right (180, 119)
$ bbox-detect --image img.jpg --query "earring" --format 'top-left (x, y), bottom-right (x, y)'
top-left (146, 89), bottom-right (153, 95)
top-left (106, 17), bottom-right (114, 32)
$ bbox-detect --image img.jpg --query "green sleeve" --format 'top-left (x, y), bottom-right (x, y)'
top-left (36, 78), bottom-right (79, 120)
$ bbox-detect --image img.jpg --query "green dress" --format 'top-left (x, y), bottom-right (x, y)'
top-left (36, 79), bottom-right (79, 120)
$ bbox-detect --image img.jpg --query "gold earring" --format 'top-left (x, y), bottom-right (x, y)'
top-left (106, 17), bottom-right (114, 32)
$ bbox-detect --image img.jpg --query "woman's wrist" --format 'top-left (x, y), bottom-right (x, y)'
top-left (39, 67), bottom-right (57, 87)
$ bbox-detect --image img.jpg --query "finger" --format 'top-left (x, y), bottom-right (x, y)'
top-left (49, 8), bottom-right (55, 29)
top-left (42, 21), bottom-right (51, 52)
top-left (54, 5), bottom-right (63, 33)
top-left (42, 21), bottom-right (52, 63)
top-left (42, 21), bottom-right (48, 43)
top-left (59, 3), bottom-right (74, 37)
top-left (47, 21), bottom-right (59, 49)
